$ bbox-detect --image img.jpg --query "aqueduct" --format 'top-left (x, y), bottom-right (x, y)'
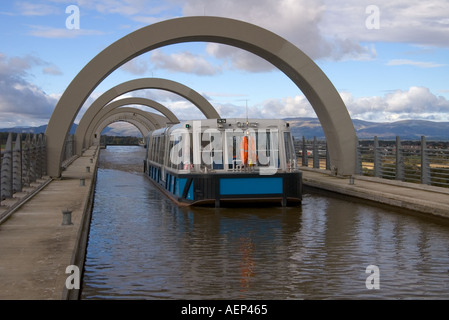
top-left (46, 16), bottom-right (356, 177)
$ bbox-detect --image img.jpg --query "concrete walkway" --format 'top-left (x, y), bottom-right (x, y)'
top-left (0, 147), bottom-right (99, 300)
top-left (301, 167), bottom-right (449, 219)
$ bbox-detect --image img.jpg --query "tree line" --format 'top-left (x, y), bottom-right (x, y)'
top-left (101, 135), bottom-right (142, 145)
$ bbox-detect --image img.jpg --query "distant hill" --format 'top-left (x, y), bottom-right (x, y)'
top-left (286, 118), bottom-right (449, 140)
top-left (0, 124), bottom-right (78, 135)
top-left (0, 124), bottom-right (50, 134)
top-left (0, 124), bottom-right (116, 136)
top-left (1, 118), bottom-right (448, 140)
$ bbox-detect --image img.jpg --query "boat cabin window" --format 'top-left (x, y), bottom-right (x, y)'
top-left (223, 129), bottom-right (280, 171)
top-left (284, 131), bottom-right (297, 170)
top-left (168, 129), bottom-right (192, 170)
top-left (147, 122), bottom-right (294, 173)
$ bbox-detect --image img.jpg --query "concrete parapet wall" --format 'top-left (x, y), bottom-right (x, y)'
top-left (301, 167), bottom-right (449, 219)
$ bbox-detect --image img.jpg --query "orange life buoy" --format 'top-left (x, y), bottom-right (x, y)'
top-left (240, 136), bottom-right (257, 166)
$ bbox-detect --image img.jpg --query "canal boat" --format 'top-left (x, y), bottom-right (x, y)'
top-left (144, 118), bottom-right (302, 207)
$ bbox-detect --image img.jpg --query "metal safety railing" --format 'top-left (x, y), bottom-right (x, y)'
top-left (297, 135), bottom-right (449, 188)
top-left (1, 133), bottom-right (47, 201)
top-left (61, 134), bottom-right (78, 169)
top-left (294, 136), bottom-right (330, 171)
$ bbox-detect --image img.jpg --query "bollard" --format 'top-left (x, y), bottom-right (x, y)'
top-left (349, 176), bottom-right (355, 185)
top-left (86, 166), bottom-right (90, 173)
top-left (80, 178), bottom-right (85, 186)
top-left (62, 209), bottom-right (73, 225)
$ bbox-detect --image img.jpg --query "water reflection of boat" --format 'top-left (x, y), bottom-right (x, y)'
top-left (144, 118), bottom-right (302, 207)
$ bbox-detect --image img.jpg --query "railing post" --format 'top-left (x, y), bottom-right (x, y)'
top-left (30, 134), bottom-right (37, 183)
top-left (35, 134), bottom-right (41, 179)
top-left (0, 143), bottom-right (2, 202)
top-left (13, 133), bottom-right (22, 193)
top-left (421, 136), bottom-right (431, 185)
top-left (313, 136), bottom-right (319, 168)
top-left (325, 142), bottom-right (330, 171)
top-left (36, 134), bottom-right (43, 178)
top-left (63, 134), bottom-right (75, 162)
top-left (373, 136), bottom-right (381, 178)
top-left (301, 136), bottom-right (308, 167)
top-left (395, 136), bottom-right (404, 181)
top-left (355, 137), bottom-right (362, 175)
top-left (1, 133), bottom-right (13, 199)
top-left (22, 134), bottom-right (31, 187)
top-left (41, 135), bottom-right (47, 176)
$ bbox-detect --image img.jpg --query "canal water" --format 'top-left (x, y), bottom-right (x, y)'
top-left (81, 145), bottom-right (449, 299)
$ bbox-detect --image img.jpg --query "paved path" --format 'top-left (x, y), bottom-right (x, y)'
top-left (301, 167), bottom-right (449, 219)
top-left (0, 147), bottom-right (98, 300)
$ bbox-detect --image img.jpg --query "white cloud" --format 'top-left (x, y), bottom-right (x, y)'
top-left (342, 86), bottom-right (449, 121)
top-left (256, 96), bottom-right (316, 119)
top-left (39, 0), bottom-right (449, 57)
top-left (15, 1), bottom-right (61, 16)
top-left (321, 0), bottom-right (449, 48)
top-left (130, 15), bottom-right (168, 25)
top-left (205, 44), bottom-right (275, 73)
top-left (0, 53), bottom-right (58, 127)
top-left (75, 0), bottom-right (171, 16)
top-left (161, 100), bottom-right (206, 120)
top-left (182, 0), bottom-right (374, 61)
top-left (28, 25), bottom-right (105, 38)
top-left (43, 65), bottom-right (63, 75)
top-left (208, 86), bottom-right (449, 122)
top-left (386, 59), bottom-right (447, 68)
top-left (122, 86), bottom-right (449, 123)
top-left (119, 57), bottom-right (149, 75)
top-left (150, 50), bottom-right (221, 76)
top-left (181, 0), bottom-right (449, 66)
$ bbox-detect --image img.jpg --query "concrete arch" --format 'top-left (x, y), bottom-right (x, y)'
top-left (75, 78), bottom-right (218, 155)
top-left (93, 114), bottom-right (154, 146)
top-left (89, 108), bottom-right (168, 146)
top-left (46, 16), bottom-right (356, 177)
top-left (83, 97), bottom-right (179, 151)
top-left (98, 117), bottom-right (150, 137)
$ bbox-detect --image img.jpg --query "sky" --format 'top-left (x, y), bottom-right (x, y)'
top-left (1, 0), bottom-right (449, 131)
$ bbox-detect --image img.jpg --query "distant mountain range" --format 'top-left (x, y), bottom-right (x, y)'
top-left (0, 124), bottom-right (78, 135)
top-left (0, 123), bottom-right (136, 138)
top-left (286, 118), bottom-right (449, 140)
top-left (1, 118), bottom-right (448, 140)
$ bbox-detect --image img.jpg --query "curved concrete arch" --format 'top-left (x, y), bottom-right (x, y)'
top-left (93, 114), bottom-right (153, 146)
top-left (46, 16), bottom-right (356, 177)
top-left (98, 117), bottom-right (150, 137)
top-left (75, 78), bottom-right (218, 155)
top-left (89, 108), bottom-right (167, 146)
top-left (95, 109), bottom-right (160, 132)
top-left (83, 97), bottom-right (178, 151)
top-left (91, 106), bottom-right (168, 136)
top-left (101, 97), bottom-right (179, 123)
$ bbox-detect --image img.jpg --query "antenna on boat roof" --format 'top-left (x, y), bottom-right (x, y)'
top-left (246, 99), bottom-right (248, 126)
top-left (245, 100), bottom-right (250, 135)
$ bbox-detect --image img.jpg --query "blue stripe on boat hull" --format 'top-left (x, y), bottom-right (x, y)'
top-left (220, 177), bottom-right (283, 195)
